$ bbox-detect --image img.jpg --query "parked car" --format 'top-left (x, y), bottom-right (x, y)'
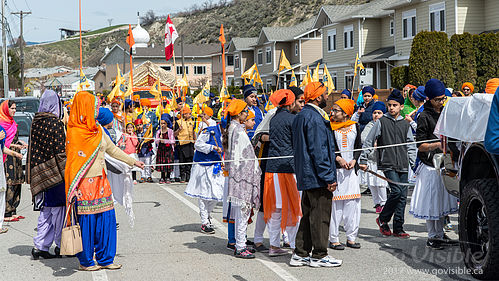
top-left (12, 112), bottom-right (33, 167)
top-left (0, 97), bottom-right (40, 114)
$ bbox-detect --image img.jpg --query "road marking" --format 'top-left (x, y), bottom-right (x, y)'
top-left (161, 185), bottom-right (298, 281)
top-left (92, 270), bottom-right (109, 281)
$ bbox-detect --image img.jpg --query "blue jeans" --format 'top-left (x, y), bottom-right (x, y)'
top-left (379, 170), bottom-right (408, 233)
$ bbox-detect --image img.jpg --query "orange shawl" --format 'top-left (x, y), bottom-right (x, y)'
top-left (65, 91), bottom-right (103, 204)
top-left (263, 173), bottom-right (302, 230)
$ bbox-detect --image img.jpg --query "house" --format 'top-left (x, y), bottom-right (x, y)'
top-left (44, 76), bottom-right (95, 97)
top-left (211, 47), bottom-right (235, 87)
top-left (252, 18), bottom-right (323, 90)
top-left (227, 37), bottom-right (258, 87)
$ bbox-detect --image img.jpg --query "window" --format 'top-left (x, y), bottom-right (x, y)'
top-left (390, 20), bottom-right (394, 36)
top-left (234, 55), bottom-right (240, 69)
top-left (99, 82), bottom-right (103, 88)
top-left (343, 25), bottom-right (353, 49)
top-left (176, 66), bottom-right (189, 75)
top-left (227, 55), bottom-right (234, 66)
top-left (295, 43), bottom-right (299, 56)
top-left (194, 66), bottom-right (206, 75)
top-left (257, 49), bottom-right (263, 65)
top-left (430, 2), bottom-right (445, 32)
top-left (331, 72), bottom-right (338, 89)
top-left (265, 47), bottom-right (272, 64)
top-left (218, 56), bottom-right (221, 63)
top-left (345, 70), bottom-right (354, 89)
top-left (266, 79), bottom-right (273, 92)
top-left (327, 29), bottom-right (337, 52)
top-left (402, 9), bottom-right (417, 39)
top-left (161, 66), bottom-right (171, 71)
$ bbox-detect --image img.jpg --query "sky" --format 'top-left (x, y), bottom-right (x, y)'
top-left (5, 0), bottom-right (203, 43)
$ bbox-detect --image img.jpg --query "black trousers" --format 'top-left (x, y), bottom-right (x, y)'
top-left (294, 187), bottom-right (332, 259)
top-left (379, 170), bottom-right (408, 232)
top-left (178, 143), bottom-right (194, 181)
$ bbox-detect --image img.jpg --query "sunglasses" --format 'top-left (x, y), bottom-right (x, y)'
top-left (463, 88), bottom-right (470, 91)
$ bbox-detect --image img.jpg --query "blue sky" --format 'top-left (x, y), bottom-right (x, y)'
top-left (5, 0), bottom-right (202, 42)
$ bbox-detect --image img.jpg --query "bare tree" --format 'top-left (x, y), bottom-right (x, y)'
top-left (107, 18), bottom-right (113, 26)
top-left (140, 10), bottom-right (157, 26)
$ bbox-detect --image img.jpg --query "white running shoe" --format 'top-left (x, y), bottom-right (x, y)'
top-left (289, 253), bottom-right (310, 267)
top-left (309, 255), bottom-right (343, 268)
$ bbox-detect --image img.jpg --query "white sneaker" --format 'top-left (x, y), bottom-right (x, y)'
top-left (309, 255), bottom-right (342, 268)
top-left (289, 254), bottom-right (310, 267)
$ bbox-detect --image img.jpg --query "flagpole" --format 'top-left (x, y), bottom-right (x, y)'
top-left (78, 0), bottom-right (83, 75)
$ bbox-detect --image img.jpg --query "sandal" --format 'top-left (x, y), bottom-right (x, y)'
top-left (15, 215), bottom-right (25, 219)
top-left (4, 217), bottom-right (19, 222)
top-left (100, 263), bottom-right (122, 270)
top-left (79, 265), bottom-right (101, 271)
top-left (0, 227), bottom-right (8, 234)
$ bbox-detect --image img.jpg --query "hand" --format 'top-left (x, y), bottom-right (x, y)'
top-left (359, 164), bottom-right (368, 171)
top-left (0, 131), bottom-right (5, 141)
top-left (15, 152), bottom-right (23, 160)
top-left (347, 160), bottom-right (356, 170)
top-left (20, 140), bottom-right (28, 148)
top-left (337, 157), bottom-right (349, 169)
top-left (134, 161), bottom-right (145, 169)
top-left (213, 146), bottom-right (222, 153)
top-left (358, 107), bottom-right (365, 114)
top-left (433, 142), bottom-right (443, 151)
top-left (405, 115), bottom-right (413, 123)
top-left (327, 183), bottom-right (337, 192)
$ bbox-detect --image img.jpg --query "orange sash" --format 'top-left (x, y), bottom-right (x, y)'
top-left (263, 173), bottom-right (302, 231)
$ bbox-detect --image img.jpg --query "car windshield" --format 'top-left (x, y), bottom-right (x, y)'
top-left (13, 116), bottom-right (31, 137)
top-left (0, 99), bottom-right (40, 113)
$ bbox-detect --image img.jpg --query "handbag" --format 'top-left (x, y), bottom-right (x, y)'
top-left (60, 201), bottom-right (83, 255)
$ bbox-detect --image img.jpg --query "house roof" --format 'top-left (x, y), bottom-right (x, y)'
top-left (134, 43), bottom-right (220, 59)
top-left (99, 43), bottom-right (130, 64)
top-left (334, 0), bottom-right (398, 23)
top-left (361, 46), bottom-right (395, 62)
top-left (259, 18), bottom-right (316, 44)
top-left (382, 0), bottom-right (425, 10)
top-left (228, 37), bottom-right (258, 51)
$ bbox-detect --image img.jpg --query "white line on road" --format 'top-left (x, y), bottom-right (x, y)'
top-left (161, 185), bottom-right (299, 281)
top-left (92, 270), bottom-right (109, 281)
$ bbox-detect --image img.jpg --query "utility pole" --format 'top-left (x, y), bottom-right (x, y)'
top-left (1, 0), bottom-right (8, 98)
top-left (12, 10), bottom-right (31, 97)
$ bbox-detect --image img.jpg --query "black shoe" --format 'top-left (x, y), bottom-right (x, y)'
top-left (373, 204), bottom-right (380, 209)
top-left (54, 246), bottom-right (62, 258)
top-left (329, 242), bottom-right (345, 250)
top-left (346, 242), bottom-right (361, 249)
top-left (439, 234), bottom-right (459, 245)
top-left (246, 240), bottom-right (255, 246)
top-left (32, 248), bottom-right (56, 260)
top-left (201, 224), bottom-right (215, 234)
top-left (227, 243), bottom-right (236, 251)
top-left (282, 242), bottom-right (291, 249)
top-left (361, 189), bottom-right (371, 195)
top-left (146, 177), bottom-right (153, 183)
top-left (254, 244), bottom-right (269, 253)
top-left (426, 238), bottom-right (444, 250)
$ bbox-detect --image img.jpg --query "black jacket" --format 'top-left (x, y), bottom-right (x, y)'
top-left (416, 104), bottom-right (442, 167)
top-left (333, 123), bottom-right (362, 174)
top-left (266, 107), bottom-right (295, 173)
top-left (358, 100), bottom-right (375, 131)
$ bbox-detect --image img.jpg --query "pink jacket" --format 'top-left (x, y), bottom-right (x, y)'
top-left (119, 133), bottom-right (139, 154)
top-left (155, 128), bottom-right (175, 150)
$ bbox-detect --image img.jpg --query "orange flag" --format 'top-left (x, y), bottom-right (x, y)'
top-left (126, 24), bottom-right (135, 50)
top-left (218, 24), bottom-right (226, 45)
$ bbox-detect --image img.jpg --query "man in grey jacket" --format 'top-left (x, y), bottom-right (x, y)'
top-left (360, 89), bottom-right (417, 239)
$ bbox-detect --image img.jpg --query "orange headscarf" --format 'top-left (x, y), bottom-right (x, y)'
top-left (330, 99), bottom-right (357, 131)
top-left (485, 78), bottom-right (499, 94)
top-left (202, 106), bottom-right (213, 117)
top-left (65, 91), bottom-right (103, 205)
top-left (225, 99), bottom-right (247, 118)
top-left (246, 110), bottom-right (255, 121)
top-left (140, 98), bottom-right (151, 107)
top-left (181, 105), bottom-right (191, 114)
top-left (304, 82), bottom-right (327, 102)
top-left (270, 89), bottom-right (295, 107)
top-left (461, 82), bottom-right (474, 93)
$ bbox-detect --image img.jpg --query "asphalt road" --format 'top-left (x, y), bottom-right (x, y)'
top-left (0, 179), bottom-right (475, 281)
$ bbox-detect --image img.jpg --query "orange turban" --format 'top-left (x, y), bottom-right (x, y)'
top-left (161, 96), bottom-right (168, 101)
top-left (373, 94), bottom-right (379, 100)
top-left (225, 99), bottom-right (247, 118)
top-left (140, 98), bottom-right (151, 107)
top-left (404, 84), bottom-right (417, 90)
top-left (461, 82), bottom-right (474, 93)
top-left (181, 105), bottom-right (191, 114)
top-left (202, 106), bottom-right (213, 117)
top-left (111, 99), bottom-right (121, 105)
top-left (133, 95), bottom-right (140, 102)
top-left (304, 82), bottom-right (327, 102)
top-left (270, 89), bottom-right (295, 107)
top-left (334, 98), bottom-right (355, 116)
top-left (246, 110), bottom-right (255, 120)
top-left (485, 78), bottom-right (499, 94)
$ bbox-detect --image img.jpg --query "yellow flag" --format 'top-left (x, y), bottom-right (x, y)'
top-left (312, 63), bottom-right (320, 82)
top-left (241, 64), bottom-right (256, 80)
top-left (323, 66), bottom-right (335, 95)
top-left (193, 80), bottom-right (210, 105)
top-left (278, 50), bottom-right (291, 73)
top-left (77, 68), bottom-right (91, 92)
top-left (265, 91), bottom-right (275, 112)
top-left (149, 79), bottom-right (162, 101)
top-left (289, 70), bottom-right (297, 87)
top-left (249, 65), bottom-right (263, 86)
top-left (299, 66), bottom-right (312, 87)
top-left (124, 72), bottom-right (134, 97)
top-left (220, 80), bottom-right (230, 102)
top-left (354, 53), bottom-right (364, 76)
top-left (176, 73), bottom-right (189, 88)
top-left (107, 64), bottom-right (125, 101)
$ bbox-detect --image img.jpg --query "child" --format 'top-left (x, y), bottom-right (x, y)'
top-left (244, 111), bottom-right (256, 132)
top-left (360, 89), bottom-right (417, 238)
top-left (361, 101), bottom-right (389, 214)
top-left (135, 119), bottom-right (154, 183)
top-left (329, 99), bottom-right (362, 250)
top-left (118, 123), bottom-right (139, 184)
top-left (409, 79), bottom-right (458, 249)
top-left (223, 99), bottom-right (261, 259)
top-left (155, 114), bottom-right (175, 184)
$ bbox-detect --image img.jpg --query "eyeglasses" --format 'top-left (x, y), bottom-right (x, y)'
top-left (433, 97), bottom-right (446, 103)
top-left (331, 109), bottom-right (344, 114)
top-left (463, 88), bottom-right (471, 91)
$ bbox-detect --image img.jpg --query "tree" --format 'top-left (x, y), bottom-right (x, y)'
top-left (473, 32), bottom-right (499, 92)
top-left (0, 50), bottom-right (21, 92)
top-left (141, 10), bottom-right (157, 26)
top-left (408, 31), bottom-right (455, 87)
top-left (450, 33), bottom-right (477, 90)
top-left (390, 66), bottom-right (409, 90)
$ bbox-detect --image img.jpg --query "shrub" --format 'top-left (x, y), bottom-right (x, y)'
top-left (473, 32), bottom-right (499, 92)
top-left (450, 33), bottom-right (477, 90)
top-left (390, 65), bottom-right (409, 90)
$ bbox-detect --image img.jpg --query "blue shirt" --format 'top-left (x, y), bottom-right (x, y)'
top-left (485, 89), bottom-right (499, 154)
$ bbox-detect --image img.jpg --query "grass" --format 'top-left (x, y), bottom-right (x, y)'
top-left (69, 24), bottom-right (127, 38)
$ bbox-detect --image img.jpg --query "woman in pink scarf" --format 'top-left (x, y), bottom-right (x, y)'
top-left (1, 100), bottom-right (28, 222)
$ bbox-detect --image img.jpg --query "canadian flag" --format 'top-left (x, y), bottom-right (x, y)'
top-left (164, 15), bottom-right (178, 61)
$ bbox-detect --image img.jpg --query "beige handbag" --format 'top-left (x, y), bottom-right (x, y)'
top-left (60, 203), bottom-right (83, 255)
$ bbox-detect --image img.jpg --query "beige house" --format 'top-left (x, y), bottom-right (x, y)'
top-left (227, 37), bottom-right (258, 87)
top-left (211, 47), bottom-right (235, 87)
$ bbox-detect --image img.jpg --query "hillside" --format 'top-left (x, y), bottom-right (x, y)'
top-left (25, 0), bottom-right (367, 68)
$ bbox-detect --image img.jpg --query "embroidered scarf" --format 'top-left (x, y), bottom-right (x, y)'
top-left (0, 100), bottom-right (17, 161)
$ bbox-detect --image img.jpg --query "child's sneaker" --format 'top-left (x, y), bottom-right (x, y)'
top-left (234, 248), bottom-right (255, 259)
top-left (159, 179), bottom-right (165, 184)
top-left (226, 243), bottom-right (236, 251)
top-left (289, 254), bottom-right (310, 267)
top-left (376, 217), bottom-right (392, 236)
top-left (269, 248), bottom-right (288, 257)
top-left (138, 178), bottom-right (145, 183)
top-left (309, 255), bottom-right (342, 268)
top-left (201, 224), bottom-right (215, 234)
top-left (375, 205), bottom-right (383, 214)
top-left (133, 180), bottom-right (137, 185)
top-left (393, 230), bottom-right (410, 239)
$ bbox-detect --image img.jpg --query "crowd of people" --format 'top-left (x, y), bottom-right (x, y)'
top-left (0, 76), bottom-right (498, 271)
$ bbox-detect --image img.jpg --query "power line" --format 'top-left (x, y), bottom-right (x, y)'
top-left (23, 0), bottom-right (31, 12)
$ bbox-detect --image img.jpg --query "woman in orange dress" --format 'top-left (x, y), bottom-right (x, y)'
top-left (65, 91), bottom-right (144, 271)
